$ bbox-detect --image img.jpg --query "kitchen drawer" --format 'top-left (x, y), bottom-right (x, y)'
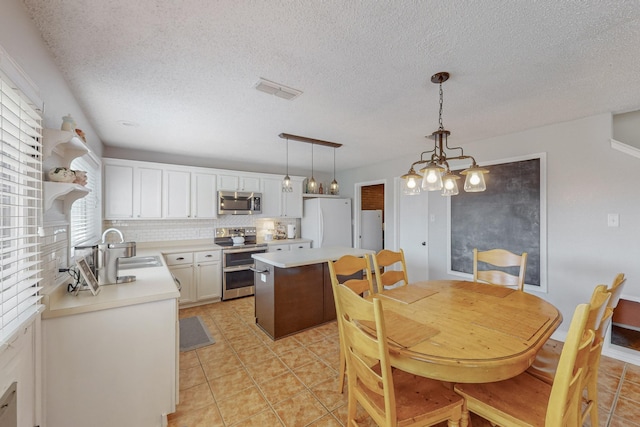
top-left (164, 252), bottom-right (193, 265)
top-left (268, 244), bottom-right (290, 252)
top-left (194, 250), bottom-right (221, 263)
top-left (290, 242), bottom-right (311, 250)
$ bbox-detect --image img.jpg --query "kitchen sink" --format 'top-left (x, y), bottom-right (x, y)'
top-left (118, 255), bottom-right (163, 269)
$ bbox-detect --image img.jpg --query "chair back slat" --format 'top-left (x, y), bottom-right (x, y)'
top-left (331, 254), bottom-right (375, 296)
top-left (372, 249), bottom-right (409, 290)
top-left (473, 248), bottom-right (528, 291)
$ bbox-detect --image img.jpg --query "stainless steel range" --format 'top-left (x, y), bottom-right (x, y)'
top-left (215, 227), bottom-right (267, 300)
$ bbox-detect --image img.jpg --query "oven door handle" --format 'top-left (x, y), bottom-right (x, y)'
top-left (224, 265), bottom-right (253, 272)
top-left (249, 267), bottom-right (269, 274)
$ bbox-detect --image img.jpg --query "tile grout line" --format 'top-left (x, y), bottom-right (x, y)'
top-left (210, 304), bottom-right (344, 426)
top-left (605, 363), bottom-right (627, 427)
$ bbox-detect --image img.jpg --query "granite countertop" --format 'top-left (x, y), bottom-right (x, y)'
top-left (252, 246), bottom-right (374, 268)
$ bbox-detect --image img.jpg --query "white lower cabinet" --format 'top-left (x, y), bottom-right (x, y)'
top-left (43, 298), bottom-right (178, 427)
top-left (166, 250), bottom-right (221, 306)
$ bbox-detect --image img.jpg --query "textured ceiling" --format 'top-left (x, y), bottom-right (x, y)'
top-left (22, 0), bottom-right (640, 175)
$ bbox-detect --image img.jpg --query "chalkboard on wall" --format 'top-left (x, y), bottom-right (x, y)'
top-left (448, 155), bottom-right (545, 288)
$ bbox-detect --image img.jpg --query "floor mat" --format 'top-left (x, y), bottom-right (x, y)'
top-left (179, 316), bottom-right (215, 352)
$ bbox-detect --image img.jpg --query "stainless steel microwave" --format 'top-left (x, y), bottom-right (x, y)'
top-left (218, 191), bottom-right (262, 215)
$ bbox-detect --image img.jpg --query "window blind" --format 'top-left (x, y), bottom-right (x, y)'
top-left (0, 68), bottom-right (43, 345)
top-left (70, 153), bottom-right (100, 247)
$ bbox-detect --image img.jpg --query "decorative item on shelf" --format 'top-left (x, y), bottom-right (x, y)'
top-left (61, 114), bottom-right (76, 132)
top-left (75, 128), bottom-right (87, 143)
top-left (72, 170), bottom-right (87, 186)
top-left (48, 167), bottom-right (76, 183)
top-left (318, 183), bottom-right (324, 194)
top-left (401, 71), bottom-right (488, 196)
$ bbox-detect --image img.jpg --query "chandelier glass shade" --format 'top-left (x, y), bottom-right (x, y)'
top-left (402, 72), bottom-right (488, 196)
top-left (282, 137), bottom-right (293, 192)
top-left (329, 147), bottom-right (339, 195)
top-left (307, 143), bottom-right (317, 194)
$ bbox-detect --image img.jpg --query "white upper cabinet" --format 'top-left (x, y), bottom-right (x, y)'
top-left (218, 173), bottom-right (261, 192)
top-left (191, 172), bottom-right (217, 219)
top-left (103, 160), bottom-right (163, 219)
top-left (164, 169), bottom-right (191, 218)
top-left (260, 176), bottom-right (303, 218)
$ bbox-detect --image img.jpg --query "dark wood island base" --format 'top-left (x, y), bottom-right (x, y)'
top-left (254, 261), bottom-right (339, 340)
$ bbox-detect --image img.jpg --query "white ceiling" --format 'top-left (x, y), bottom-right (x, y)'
top-left (22, 0), bottom-right (640, 176)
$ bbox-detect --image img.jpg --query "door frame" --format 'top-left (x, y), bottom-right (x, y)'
top-left (353, 179), bottom-right (388, 249)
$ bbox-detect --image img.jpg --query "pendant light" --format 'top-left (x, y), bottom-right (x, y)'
top-left (402, 72), bottom-right (488, 196)
top-left (282, 136), bottom-right (293, 192)
top-left (330, 147), bottom-right (339, 195)
top-left (307, 143), bottom-right (317, 194)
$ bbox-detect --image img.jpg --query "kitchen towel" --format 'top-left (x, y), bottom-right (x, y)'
top-left (179, 316), bottom-right (215, 352)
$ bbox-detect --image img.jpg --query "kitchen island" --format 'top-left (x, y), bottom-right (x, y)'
top-left (252, 247), bottom-right (373, 339)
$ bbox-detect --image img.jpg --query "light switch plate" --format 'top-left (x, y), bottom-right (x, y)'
top-left (607, 213), bottom-right (620, 227)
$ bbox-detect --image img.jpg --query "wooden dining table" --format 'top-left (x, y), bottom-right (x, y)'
top-left (367, 280), bottom-right (562, 383)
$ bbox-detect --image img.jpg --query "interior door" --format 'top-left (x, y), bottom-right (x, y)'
top-left (397, 179), bottom-right (429, 282)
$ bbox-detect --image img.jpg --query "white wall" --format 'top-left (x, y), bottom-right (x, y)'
top-left (340, 113), bottom-right (640, 339)
top-left (0, 0), bottom-right (103, 156)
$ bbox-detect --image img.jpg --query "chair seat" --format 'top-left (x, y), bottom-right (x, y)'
top-left (361, 365), bottom-right (464, 426)
top-left (455, 372), bottom-right (551, 427)
top-left (527, 339), bottom-right (563, 384)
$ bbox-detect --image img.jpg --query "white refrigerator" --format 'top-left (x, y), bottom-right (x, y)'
top-left (301, 198), bottom-right (352, 248)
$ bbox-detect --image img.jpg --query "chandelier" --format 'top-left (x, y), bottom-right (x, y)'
top-left (279, 133), bottom-right (342, 195)
top-left (401, 72), bottom-right (488, 196)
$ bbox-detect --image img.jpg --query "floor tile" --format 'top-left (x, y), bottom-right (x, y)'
top-left (307, 413), bottom-right (343, 427)
top-left (273, 390), bottom-right (328, 427)
top-left (258, 371), bottom-right (307, 405)
top-left (612, 394), bottom-right (640, 423)
top-left (168, 403), bottom-right (224, 427)
top-left (235, 342), bottom-right (276, 366)
top-left (245, 356), bottom-right (289, 384)
top-left (293, 358), bottom-right (337, 388)
top-left (179, 350), bottom-right (200, 370)
top-left (173, 382), bottom-right (215, 418)
top-left (201, 352), bottom-right (244, 380)
top-left (216, 385), bottom-right (269, 425)
top-left (310, 376), bottom-right (348, 411)
top-left (278, 346), bottom-right (319, 370)
top-left (230, 409), bottom-right (283, 427)
top-left (208, 369), bottom-right (253, 400)
top-left (180, 365), bottom-right (207, 390)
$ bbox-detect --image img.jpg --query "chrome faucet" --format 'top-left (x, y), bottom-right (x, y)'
top-left (97, 228), bottom-right (135, 285)
top-left (101, 227), bottom-right (124, 243)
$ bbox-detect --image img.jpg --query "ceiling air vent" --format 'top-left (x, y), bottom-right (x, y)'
top-left (254, 78), bottom-right (302, 101)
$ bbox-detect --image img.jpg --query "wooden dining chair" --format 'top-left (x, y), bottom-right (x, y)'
top-left (455, 303), bottom-right (595, 427)
top-left (527, 274), bottom-right (625, 426)
top-left (372, 249), bottom-right (409, 291)
top-left (328, 254), bottom-right (376, 393)
top-left (333, 281), bottom-right (465, 427)
top-left (472, 248), bottom-right (528, 291)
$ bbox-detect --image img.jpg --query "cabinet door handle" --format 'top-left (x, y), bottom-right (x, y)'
top-left (205, 254), bottom-right (213, 258)
top-left (176, 257), bottom-right (184, 260)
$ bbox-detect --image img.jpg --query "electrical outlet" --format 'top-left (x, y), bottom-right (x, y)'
top-left (607, 213), bottom-right (620, 227)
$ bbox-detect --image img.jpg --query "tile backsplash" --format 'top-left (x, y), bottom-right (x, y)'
top-left (103, 216), bottom-right (301, 243)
